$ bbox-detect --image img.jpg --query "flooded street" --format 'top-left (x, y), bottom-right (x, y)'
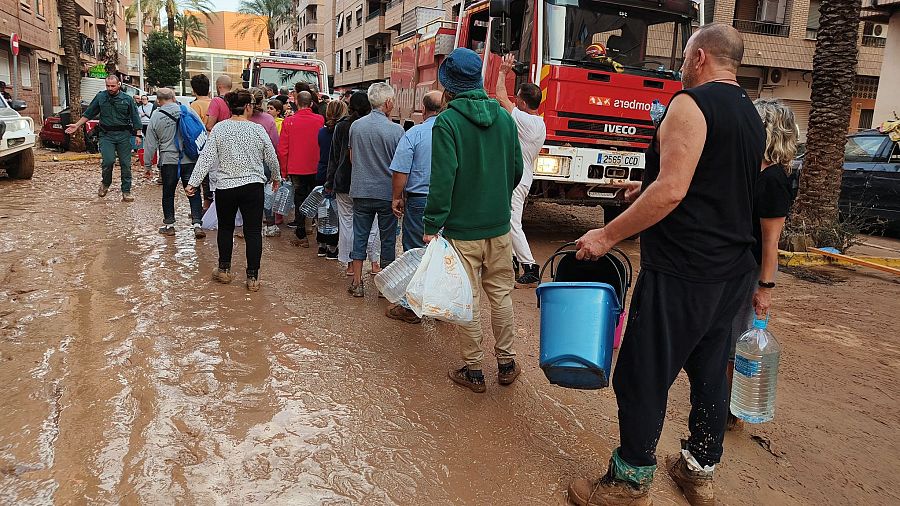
top-left (2, 159), bottom-right (900, 505)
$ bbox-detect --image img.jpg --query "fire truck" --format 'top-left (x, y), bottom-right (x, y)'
top-left (242, 50), bottom-right (330, 95)
top-left (390, 0), bottom-right (696, 215)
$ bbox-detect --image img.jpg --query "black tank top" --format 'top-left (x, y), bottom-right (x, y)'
top-left (640, 82), bottom-right (765, 282)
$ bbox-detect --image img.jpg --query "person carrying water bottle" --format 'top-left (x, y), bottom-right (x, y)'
top-left (143, 88), bottom-right (205, 239)
top-left (726, 98), bottom-right (798, 431)
top-left (567, 24), bottom-right (765, 506)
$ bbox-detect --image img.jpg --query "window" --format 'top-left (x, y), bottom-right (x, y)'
top-left (346, 14), bottom-right (352, 31)
top-left (346, 51), bottom-right (352, 70)
top-left (18, 55), bottom-right (31, 87)
top-left (335, 52), bottom-right (342, 73)
top-left (806, 0), bottom-right (821, 39)
top-left (0, 51), bottom-right (11, 84)
top-left (356, 7), bottom-right (363, 26)
top-left (35, 0), bottom-right (45, 17)
top-left (844, 136), bottom-right (890, 163)
top-left (336, 14), bottom-right (344, 36)
top-left (355, 47), bottom-right (362, 68)
top-left (858, 109), bottom-right (874, 131)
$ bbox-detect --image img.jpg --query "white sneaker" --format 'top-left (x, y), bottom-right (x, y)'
top-left (264, 225), bottom-right (281, 237)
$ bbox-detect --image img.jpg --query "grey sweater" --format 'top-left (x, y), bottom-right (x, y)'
top-left (348, 109), bottom-right (404, 201)
top-left (143, 102), bottom-right (197, 169)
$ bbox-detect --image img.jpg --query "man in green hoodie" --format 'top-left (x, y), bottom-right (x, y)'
top-left (424, 48), bottom-right (524, 393)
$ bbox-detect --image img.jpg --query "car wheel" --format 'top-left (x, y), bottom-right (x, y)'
top-left (6, 148), bottom-right (35, 179)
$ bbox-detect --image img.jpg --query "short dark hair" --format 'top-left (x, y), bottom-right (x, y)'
top-left (516, 83), bottom-right (542, 110)
top-left (265, 82), bottom-right (278, 94)
top-left (105, 75), bottom-right (121, 83)
top-left (297, 91), bottom-right (313, 108)
top-left (190, 74), bottom-right (210, 96)
top-left (348, 92), bottom-right (371, 121)
top-left (224, 89), bottom-right (253, 115)
top-left (268, 99), bottom-right (284, 113)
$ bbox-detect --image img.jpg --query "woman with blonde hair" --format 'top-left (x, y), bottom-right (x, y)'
top-left (727, 98), bottom-right (798, 430)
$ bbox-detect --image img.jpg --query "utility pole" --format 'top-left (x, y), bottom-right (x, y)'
top-left (137, 0), bottom-right (145, 91)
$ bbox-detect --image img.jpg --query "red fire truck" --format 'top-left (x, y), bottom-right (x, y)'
top-left (390, 0), bottom-right (696, 215)
top-left (242, 50), bottom-right (330, 95)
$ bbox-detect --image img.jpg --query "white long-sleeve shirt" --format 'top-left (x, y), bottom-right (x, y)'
top-left (189, 119), bottom-right (281, 190)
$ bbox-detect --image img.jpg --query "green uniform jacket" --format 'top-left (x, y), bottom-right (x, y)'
top-left (82, 90), bottom-right (142, 134)
top-left (424, 89), bottom-right (523, 241)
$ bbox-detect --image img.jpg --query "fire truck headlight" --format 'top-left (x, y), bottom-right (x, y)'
top-left (534, 155), bottom-right (570, 177)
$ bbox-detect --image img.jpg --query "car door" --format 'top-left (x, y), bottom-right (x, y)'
top-left (840, 134), bottom-right (891, 218)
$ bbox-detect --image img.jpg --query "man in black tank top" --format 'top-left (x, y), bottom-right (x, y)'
top-left (568, 24), bottom-right (765, 506)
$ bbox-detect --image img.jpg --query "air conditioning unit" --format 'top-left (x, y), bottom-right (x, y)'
top-left (865, 22), bottom-right (888, 38)
top-left (765, 67), bottom-right (787, 86)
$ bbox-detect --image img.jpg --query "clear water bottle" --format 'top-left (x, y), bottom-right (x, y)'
top-left (730, 318), bottom-right (781, 423)
top-left (649, 99), bottom-right (666, 127)
top-left (299, 186), bottom-right (326, 217)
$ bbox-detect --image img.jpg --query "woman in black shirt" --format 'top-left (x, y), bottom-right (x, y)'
top-left (728, 98), bottom-right (798, 429)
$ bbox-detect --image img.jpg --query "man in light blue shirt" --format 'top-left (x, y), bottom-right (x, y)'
top-left (386, 90), bottom-right (443, 324)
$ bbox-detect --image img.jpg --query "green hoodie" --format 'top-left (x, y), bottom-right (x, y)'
top-left (425, 89), bottom-right (523, 240)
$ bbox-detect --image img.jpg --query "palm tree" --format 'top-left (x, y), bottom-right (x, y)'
top-left (233, 0), bottom-right (292, 49)
top-left (126, 0), bottom-right (164, 28)
top-left (103, 0), bottom-right (119, 73)
top-left (165, 0), bottom-right (214, 38)
top-left (57, 0), bottom-right (85, 151)
top-left (791, 0), bottom-right (862, 247)
top-left (176, 12), bottom-right (208, 94)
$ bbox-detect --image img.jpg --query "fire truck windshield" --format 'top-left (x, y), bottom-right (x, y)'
top-left (544, 0), bottom-right (691, 76)
top-left (256, 67), bottom-right (319, 89)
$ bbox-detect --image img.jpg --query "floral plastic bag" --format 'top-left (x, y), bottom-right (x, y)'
top-left (405, 237), bottom-right (473, 322)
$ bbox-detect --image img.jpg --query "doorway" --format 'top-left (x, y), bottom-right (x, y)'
top-left (39, 61), bottom-right (52, 120)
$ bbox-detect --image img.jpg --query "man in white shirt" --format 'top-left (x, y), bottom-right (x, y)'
top-left (496, 53), bottom-right (547, 288)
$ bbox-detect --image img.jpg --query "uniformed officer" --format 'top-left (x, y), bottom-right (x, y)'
top-left (66, 75), bottom-right (143, 201)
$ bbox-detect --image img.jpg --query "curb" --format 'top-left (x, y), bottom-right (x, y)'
top-left (778, 250), bottom-right (900, 269)
top-left (38, 153), bottom-right (102, 162)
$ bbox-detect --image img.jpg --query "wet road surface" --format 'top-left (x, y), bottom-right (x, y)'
top-left (2, 160), bottom-right (899, 504)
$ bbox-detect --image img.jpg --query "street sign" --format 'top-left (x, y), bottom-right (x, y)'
top-left (11, 33), bottom-right (19, 56)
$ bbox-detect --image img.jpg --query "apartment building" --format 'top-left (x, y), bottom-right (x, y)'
top-left (273, 0), bottom-right (334, 86)
top-left (707, 0), bottom-right (886, 140)
top-left (329, 0), bottom-right (458, 90)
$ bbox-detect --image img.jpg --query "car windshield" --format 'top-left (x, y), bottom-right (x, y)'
top-left (257, 67), bottom-right (319, 89)
top-left (543, 0), bottom-right (691, 74)
top-left (845, 135), bottom-right (889, 162)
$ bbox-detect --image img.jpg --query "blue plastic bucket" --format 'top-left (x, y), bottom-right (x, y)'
top-left (536, 281), bottom-right (621, 389)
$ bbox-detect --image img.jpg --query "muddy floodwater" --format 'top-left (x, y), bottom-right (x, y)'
top-left (2, 159), bottom-right (900, 505)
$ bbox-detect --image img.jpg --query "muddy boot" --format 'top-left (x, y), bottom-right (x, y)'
top-left (98, 183), bottom-right (109, 197)
top-left (246, 271), bottom-right (260, 292)
top-left (386, 304), bottom-right (421, 324)
top-left (348, 280), bottom-right (364, 298)
top-left (726, 413), bottom-right (744, 432)
top-left (122, 192), bottom-right (134, 202)
top-left (158, 225), bottom-right (175, 236)
top-left (448, 365), bottom-right (486, 393)
top-left (515, 264), bottom-right (541, 289)
top-left (666, 453), bottom-right (715, 506)
top-left (568, 449), bottom-right (654, 506)
top-left (193, 224), bottom-right (206, 239)
top-left (292, 237), bottom-right (310, 248)
top-left (498, 360), bottom-right (521, 385)
top-left (212, 264), bottom-right (234, 284)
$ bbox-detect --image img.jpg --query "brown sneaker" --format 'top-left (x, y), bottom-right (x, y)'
top-left (498, 360), bottom-right (521, 385)
top-left (726, 413), bottom-right (744, 432)
top-left (246, 277), bottom-right (260, 292)
top-left (385, 304), bottom-right (421, 324)
top-left (122, 192), bottom-right (134, 202)
top-left (292, 237), bottom-right (310, 248)
top-left (212, 267), bottom-right (233, 284)
top-left (567, 475), bottom-right (651, 506)
top-left (193, 224), bottom-right (206, 239)
top-left (98, 184), bottom-right (109, 197)
top-left (448, 366), bottom-right (486, 393)
top-left (666, 453), bottom-right (715, 506)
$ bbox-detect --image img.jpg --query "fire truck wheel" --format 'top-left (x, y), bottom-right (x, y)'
top-left (6, 148), bottom-right (35, 179)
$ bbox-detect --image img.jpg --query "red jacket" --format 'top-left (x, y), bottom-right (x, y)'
top-left (277, 108), bottom-right (325, 177)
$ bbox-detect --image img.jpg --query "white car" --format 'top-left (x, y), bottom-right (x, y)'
top-left (0, 94), bottom-right (36, 179)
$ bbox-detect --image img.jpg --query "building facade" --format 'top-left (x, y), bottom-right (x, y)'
top-left (707, 0), bottom-right (886, 140)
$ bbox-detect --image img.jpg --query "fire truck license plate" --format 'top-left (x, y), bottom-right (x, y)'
top-left (598, 152), bottom-right (643, 167)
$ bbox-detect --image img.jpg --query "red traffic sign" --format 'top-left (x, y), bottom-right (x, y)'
top-left (11, 33), bottom-right (19, 56)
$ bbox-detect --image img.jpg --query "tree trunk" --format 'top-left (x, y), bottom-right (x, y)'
top-left (166, 3), bottom-right (176, 38)
top-left (292, 0), bottom-right (300, 51)
top-left (268, 29), bottom-right (276, 50)
top-left (791, 0), bottom-right (861, 245)
top-left (181, 33), bottom-right (187, 95)
top-left (103, 0), bottom-right (118, 74)
top-left (58, 0), bottom-right (85, 152)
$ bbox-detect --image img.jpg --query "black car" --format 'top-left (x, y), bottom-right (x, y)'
top-left (793, 130), bottom-right (900, 227)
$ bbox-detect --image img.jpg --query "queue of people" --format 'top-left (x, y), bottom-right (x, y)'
top-left (76, 22), bottom-right (801, 506)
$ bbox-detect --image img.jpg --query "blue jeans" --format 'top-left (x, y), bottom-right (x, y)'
top-left (402, 195), bottom-right (427, 252)
top-left (160, 163), bottom-right (202, 225)
top-left (351, 198), bottom-right (397, 266)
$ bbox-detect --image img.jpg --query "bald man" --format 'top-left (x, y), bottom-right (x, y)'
top-left (205, 75), bottom-right (233, 132)
top-left (567, 24), bottom-right (765, 506)
top-left (384, 90), bottom-right (443, 324)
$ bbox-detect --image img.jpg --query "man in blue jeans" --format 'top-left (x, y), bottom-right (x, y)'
top-left (384, 90), bottom-right (443, 322)
top-left (348, 82), bottom-right (405, 297)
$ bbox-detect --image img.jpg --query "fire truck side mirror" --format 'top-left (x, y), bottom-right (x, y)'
top-left (241, 69), bottom-right (251, 89)
top-left (489, 0), bottom-right (510, 16)
top-left (490, 15), bottom-right (512, 55)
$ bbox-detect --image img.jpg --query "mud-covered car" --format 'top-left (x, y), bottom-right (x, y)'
top-left (0, 94), bottom-right (36, 179)
top-left (39, 106), bottom-right (100, 153)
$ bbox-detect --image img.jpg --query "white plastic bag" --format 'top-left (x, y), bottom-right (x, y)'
top-left (201, 200), bottom-right (242, 230)
top-left (405, 237), bottom-right (473, 322)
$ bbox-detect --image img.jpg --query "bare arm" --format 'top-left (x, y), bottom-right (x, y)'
top-left (392, 172), bottom-right (409, 218)
top-left (575, 93), bottom-right (706, 260)
top-left (753, 216), bottom-right (786, 317)
top-left (495, 54), bottom-right (515, 113)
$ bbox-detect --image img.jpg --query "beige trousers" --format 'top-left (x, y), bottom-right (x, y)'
top-left (448, 234), bottom-right (516, 370)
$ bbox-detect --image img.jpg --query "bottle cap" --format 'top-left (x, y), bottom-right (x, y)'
top-left (752, 317), bottom-right (768, 329)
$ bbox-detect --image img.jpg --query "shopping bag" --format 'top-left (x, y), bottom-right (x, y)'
top-left (405, 237), bottom-right (474, 322)
top-left (272, 181), bottom-right (294, 215)
top-left (201, 200), bottom-right (218, 230)
top-left (300, 186), bottom-right (326, 217)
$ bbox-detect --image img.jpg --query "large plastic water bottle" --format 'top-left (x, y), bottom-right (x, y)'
top-left (730, 318), bottom-right (781, 423)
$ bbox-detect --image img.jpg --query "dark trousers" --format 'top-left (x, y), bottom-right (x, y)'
top-left (291, 174), bottom-right (318, 239)
top-left (160, 163), bottom-right (203, 225)
top-left (201, 175), bottom-right (213, 203)
top-left (614, 268), bottom-right (754, 468)
top-left (351, 197), bottom-right (397, 266)
top-left (215, 183), bottom-right (264, 276)
top-left (99, 132), bottom-right (134, 193)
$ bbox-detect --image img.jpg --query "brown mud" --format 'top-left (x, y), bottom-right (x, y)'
top-left (1, 161), bottom-right (899, 504)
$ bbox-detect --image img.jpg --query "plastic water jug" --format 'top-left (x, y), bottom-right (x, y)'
top-left (299, 186), bottom-right (326, 217)
top-left (374, 248), bottom-right (426, 303)
top-left (731, 318), bottom-right (781, 423)
top-left (264, 183), bottom-right (276, 211)
top-left (317, 197), bottom-right (339, 235)
top-left (272, 182), bottom-right (294, 215)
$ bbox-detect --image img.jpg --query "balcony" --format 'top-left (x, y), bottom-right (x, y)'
top-left (95, 1), bottom-right (106, 23)
top-left (363, 59), bottom-right (386, 81)
top-left (366, 9), bottom-right (382, 21)
top-left (129, 53), bottom-right (140, 72)
top-left (732, 19), bottom-right (790, 37)
top-left (385, 1), bottom-right (403, 30)
top-left (862, 35), bottom-right (886, 47)
top-left (74, 0), bottom-right (93, 16)
top-left (365, 10), bottom-right (390, 35)
top-left (80, 34), bottom-right (96, 57)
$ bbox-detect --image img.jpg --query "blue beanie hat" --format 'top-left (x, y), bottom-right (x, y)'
top-left (439, 48), bottom-right (484, 94)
